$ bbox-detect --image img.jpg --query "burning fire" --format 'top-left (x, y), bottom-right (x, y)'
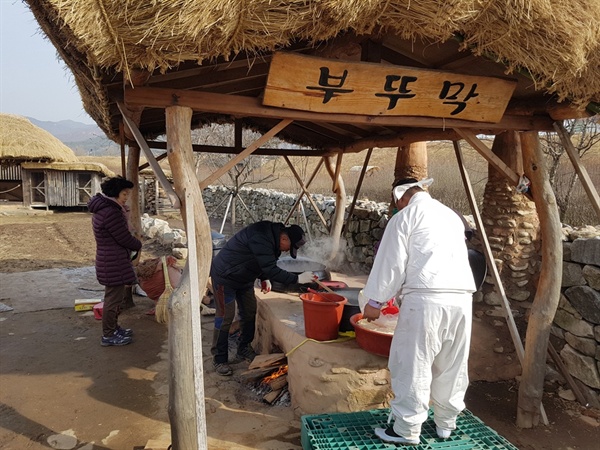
top-left (262, 364), bottom-right (288, 384)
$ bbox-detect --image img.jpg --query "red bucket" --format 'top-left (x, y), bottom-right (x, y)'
top-left (299, 292), bottom-right (347, 341)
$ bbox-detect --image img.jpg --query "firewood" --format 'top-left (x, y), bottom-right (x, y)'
top-left (263, 388), bottom-right (283, 404)
top-left (248, 353), bottom-right (286, 369)
top-left (238, 367), bottom-right (277, 383)
top-left (267, 374), bottom-right (288, 391)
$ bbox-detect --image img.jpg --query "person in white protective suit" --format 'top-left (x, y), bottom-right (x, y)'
top-left (361, 177), bottom-right (476, 445)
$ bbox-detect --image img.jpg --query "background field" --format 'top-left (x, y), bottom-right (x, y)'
top-left (80, 140), bottom-right (600, 226)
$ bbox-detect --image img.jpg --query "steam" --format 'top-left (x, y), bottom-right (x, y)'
top-left (298, 236), bottom-right (348, 271)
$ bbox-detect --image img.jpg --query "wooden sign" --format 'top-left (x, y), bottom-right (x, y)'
top-left (264, 52), bottom-right (517, 123)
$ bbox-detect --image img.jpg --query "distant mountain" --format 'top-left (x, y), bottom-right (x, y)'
top-left (28, 117), bottom-right (119, 156)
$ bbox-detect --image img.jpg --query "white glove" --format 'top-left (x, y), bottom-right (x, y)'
top-left (297, 271), bottom-right (315, 284)
top-left (261, 280), bottom-right (272, 293)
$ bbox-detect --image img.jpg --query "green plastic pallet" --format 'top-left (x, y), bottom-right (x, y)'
top-left (301, 408), bottom-right (519, 450)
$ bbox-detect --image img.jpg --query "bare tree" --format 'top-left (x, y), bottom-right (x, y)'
top-left (539, 118), bottom-right (600, 221)
top-left (190, 123), bottom-right (283, 232)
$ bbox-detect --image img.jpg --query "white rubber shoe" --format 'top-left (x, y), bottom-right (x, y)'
top-left (436, 426), bottom-right (452, 439)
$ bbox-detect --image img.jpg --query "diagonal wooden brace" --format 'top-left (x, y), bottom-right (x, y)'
top-left (117, 103), bottom-right (181, 209)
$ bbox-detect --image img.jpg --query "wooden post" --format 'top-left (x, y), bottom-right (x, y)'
top-left (517, 131), bottom-right (563, 428)
top-left (165, 105), bottom-right (211, 450)
top-left (323, 156), bottom-right (346, 263)
top-left (126, 144), bottom-right (142, 239)
top-left (343, 147), bottom-right (373, 234)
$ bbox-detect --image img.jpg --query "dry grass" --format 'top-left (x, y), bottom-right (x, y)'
top-left (0, 113), bottom-right (78, 163)
top-left (87, 139), bottom-right (599, 226)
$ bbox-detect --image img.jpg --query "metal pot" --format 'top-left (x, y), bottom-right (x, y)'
top-left (332, 288), bottom-right (362, 332)
top-left (271, 256), bottom-right (331, 293)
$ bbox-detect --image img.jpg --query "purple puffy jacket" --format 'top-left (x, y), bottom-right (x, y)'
top-left (88, 193), bottom-right (142, 286)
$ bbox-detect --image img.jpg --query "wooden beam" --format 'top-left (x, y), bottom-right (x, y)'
top-left (124, 87), bottom-right (554, 131)
top-left (147, 141), bottom-right (326, 157)
top-left (199, 119), bottom-right (292, 188)
top-left (118, 103), bottom-right (181, 209)
top-left (139, 151), bottom-right (168, 171)
top-left (336, 128), bottom-right (461, 153)
top-left (453, 128), bottom-right (520, 186)
top-left (553, 121), bottom-right (600, 222)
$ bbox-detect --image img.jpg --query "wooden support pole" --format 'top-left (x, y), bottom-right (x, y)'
top-left (165, 105), bottom-right (211, 450)
top-left (517, 131), bottom-right (562, 428)
top-left (453, 140), bottom-right (549, 426)
top-left (343, 148), bottom-right (373, 234)
top-left (332, 151), bottom-right (343, 193)
top-left (553, 121), bottom-right (600, 222)
top-left (126, 144), bottom-right (142, 239)
top-left (283, 158), bottom-right (324, 225)
top-left (118, 103), bottom-right (181, 209)
top-left (283, 156), bottom-right (329, 230)
top-left (119, 121), bottom-right (126, 177)
top-left (200, 119), bottom-right (292, 189)
top-left (323, 156), bottom-right (346, 262)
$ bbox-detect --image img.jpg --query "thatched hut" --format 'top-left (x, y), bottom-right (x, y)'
top-left (23, 1), bottom-right (600, 447)
top-left (0, 114), bottom-right (113, 207)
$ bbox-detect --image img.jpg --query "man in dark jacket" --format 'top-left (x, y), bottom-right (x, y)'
top-left (210, 221), bottom-right (313, 376)
top-left (88, 177), bottom-right (142, 347)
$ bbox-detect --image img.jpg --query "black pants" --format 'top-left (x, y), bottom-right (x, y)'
top-left (102, 284), bottom-right (125, 337)
top-left (211, 281), bottom-right (257, 364)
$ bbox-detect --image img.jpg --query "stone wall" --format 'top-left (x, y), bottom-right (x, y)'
top-left (147, 185), bottom-right (600, 403)
top-left (201, 186), bottom-right (388, 272)
top-left (551, 230), bottom-right (600, 405)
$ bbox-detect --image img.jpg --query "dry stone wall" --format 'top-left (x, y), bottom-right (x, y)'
top-left (552, 228), bottom-right (600, 405)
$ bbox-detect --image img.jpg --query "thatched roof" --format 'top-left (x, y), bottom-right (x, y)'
top-left (24, 1), bottom-right (600, 148)
top-left (21, 161), bottom-right (115, 177)
top-left (0, 114), bottom-right (78, 163)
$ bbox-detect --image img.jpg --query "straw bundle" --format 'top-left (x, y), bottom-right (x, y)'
top-left (26, 0), bottom-right (600, 126)
top-left (0, 113), bottom-right (78, 163)
top-left (21, 161), bottom-right (115, 177)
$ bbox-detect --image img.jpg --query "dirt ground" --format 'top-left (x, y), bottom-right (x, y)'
top-left (1, 209), bottom-right (599, 449)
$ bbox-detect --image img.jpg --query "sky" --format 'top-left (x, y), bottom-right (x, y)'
top-left (0, 0), bottom-right (94, 124)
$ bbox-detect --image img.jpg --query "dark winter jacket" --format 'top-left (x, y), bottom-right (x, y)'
top-left (210, 221), bottom-right (298, 289)
top-left (88, 193), bottom-right (142, 286)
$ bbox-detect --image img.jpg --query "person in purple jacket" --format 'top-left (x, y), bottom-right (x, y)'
top-left (88, 176), bottom-right (142, 347)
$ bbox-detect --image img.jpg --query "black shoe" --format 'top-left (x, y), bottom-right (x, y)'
top-left (236, 345), bottom-right (257, 363)
top-left (101, 331), bottom-right (133, 347)
top-left (116, 326), bottom-right (133, 337)
top-left (213, 361), bottom-right (233, 376)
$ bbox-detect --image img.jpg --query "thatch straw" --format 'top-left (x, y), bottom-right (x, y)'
top-left (0, 113), bottom-right (78, 163)
top-left (20, 161), bottom-right (115, 177)
top-left (25, 0), bottom-right (600, 133)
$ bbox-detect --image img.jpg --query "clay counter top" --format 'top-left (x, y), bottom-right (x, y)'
top-left (253, 273), bottom-right (392, 415)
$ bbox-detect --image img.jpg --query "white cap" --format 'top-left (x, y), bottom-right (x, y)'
top-left (393, 178), bottom-right (434, 202)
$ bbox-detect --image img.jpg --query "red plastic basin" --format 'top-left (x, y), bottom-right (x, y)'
top-left (350, 313), bottom-right (393, 358)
